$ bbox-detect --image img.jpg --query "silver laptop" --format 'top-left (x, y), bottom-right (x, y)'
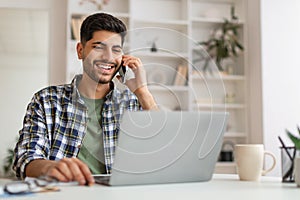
top-left (93, 111), bottom-right (229, 186)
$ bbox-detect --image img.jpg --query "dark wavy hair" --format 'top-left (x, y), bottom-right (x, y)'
top-left (80, 13), bottom-right (127, 46)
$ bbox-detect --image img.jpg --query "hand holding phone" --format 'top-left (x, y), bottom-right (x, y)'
top-left (117, 55), bottom-right (147, 92)
top-left (118, 61), bottom-right (135, 84)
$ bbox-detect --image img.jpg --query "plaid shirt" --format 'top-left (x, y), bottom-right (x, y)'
top-left (13, 75), bottom-right (142, 179)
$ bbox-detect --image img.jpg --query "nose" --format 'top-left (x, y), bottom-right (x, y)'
top-left (101, 48), bottom-right (114, 61)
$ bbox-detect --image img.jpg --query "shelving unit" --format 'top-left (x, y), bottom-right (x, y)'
top-left (66, 0), bottom-right (249, 174)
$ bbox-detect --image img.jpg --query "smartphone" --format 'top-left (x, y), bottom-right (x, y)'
top-left (116, 61), bottom-right (135, 84)
top-left (119, 61), bottom-right (126, 81)
top-left (118, 61), bottom-right (127, 84)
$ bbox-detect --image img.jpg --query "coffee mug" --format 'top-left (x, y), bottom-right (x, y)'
top-left (235, 144), bottom-right (276, 181)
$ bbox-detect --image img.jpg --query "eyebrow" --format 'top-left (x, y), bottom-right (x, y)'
top-left (92, 41), bottom-right (122, 49)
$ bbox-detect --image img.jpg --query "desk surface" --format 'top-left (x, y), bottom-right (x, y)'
top-left (1, 174), bottom-right (299, 200)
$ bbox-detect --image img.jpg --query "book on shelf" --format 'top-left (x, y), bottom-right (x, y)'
top-left (173, 65), bottom-right (188, 86)
top-left (71, 16), bottom-right (85, 41)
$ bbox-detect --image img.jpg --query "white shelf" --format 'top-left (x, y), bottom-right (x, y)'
top-left (215, 161), bottom-right (236, 174)
top-left (192, 74), bottom-right (245, 81)
top-left (194, 103), bottom-right (245, 109)
top-left (71, 12), bottom-right (95, 16)
top-left (191, 17), bottom-right (244, 24)
top-left (148, 85), bottom-right (189, 92)
top-left (193, 0), bottom-right (237, 3)
top-left (70, 11), bottom-right (130, 18)
top-left (191, 17), bottom-right (226, 24)
top-left (132, 51), bottom-right (188, 59)
top-left (224, 131), bottom-right (247, 138)
top-left (216, 162), bottom-right (236, 167)
top-left (132, 19), bottom-right (189, 26)
top-left (104, 12), bottom-right (130, 18)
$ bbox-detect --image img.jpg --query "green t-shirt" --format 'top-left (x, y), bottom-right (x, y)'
top-left (77, 96), bottom-right (106, 174)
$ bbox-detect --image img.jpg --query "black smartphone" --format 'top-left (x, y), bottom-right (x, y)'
top-left (118, 61), bottom-right (127, 83)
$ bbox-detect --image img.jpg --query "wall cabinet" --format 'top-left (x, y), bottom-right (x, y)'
top-left (66, 0), bottom-right (249, 174)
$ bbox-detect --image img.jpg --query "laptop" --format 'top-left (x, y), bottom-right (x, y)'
top-left (93, 111), bottom-right (229, 186)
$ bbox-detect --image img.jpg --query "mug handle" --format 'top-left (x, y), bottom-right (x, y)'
top-left (262, 151), bottom-right (276, 176)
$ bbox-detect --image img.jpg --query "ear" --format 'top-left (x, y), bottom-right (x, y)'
top-left (76, 42), bottom-right (83, 59)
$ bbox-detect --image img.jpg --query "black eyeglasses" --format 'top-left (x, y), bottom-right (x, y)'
top-left (4, 181), bottom-right (32, 195)
top-left (3, 176), bottom-right (60, 195)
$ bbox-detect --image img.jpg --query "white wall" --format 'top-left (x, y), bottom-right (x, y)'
top-left (0, 8), bottom-right (49, 177)
top-left (0, 0), bottom-right (67, 177)
top-left (261, 0), bottom-right (300, 176)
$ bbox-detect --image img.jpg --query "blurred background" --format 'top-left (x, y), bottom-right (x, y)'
top-left (0, 0), bottom-right (300, 178)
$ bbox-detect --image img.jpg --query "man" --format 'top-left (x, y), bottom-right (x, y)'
top-left (13, 13), bottom-right (157, 186)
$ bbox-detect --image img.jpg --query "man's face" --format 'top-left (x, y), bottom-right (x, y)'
top-left (77, 30), bottom-right (123, 84)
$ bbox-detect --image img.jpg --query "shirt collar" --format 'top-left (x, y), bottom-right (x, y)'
top-left (70, 75), bottom-right (84, 105)
top-left (70, 75), bottom-right (118, 103)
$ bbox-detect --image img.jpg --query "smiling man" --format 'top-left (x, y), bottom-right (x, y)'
top-left (13, 13), bottom-right (157, 186)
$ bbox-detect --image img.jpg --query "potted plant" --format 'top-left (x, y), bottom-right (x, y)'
top-left (194, 19), bottom-right (244, 73)
top-left (2, 147), bottom-right (15, 178)
top-left (2, 137), bottom-right (17, 178)
top-left (286, 126), bottom-right (300, 187)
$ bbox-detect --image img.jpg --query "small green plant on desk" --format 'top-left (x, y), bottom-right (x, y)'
top-left (286, 126), bottom-right (300, 150)
top-left (286, 126), bottom-right (300, 187)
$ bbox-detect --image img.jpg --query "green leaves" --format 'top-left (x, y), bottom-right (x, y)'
top-left (286, 126), bottom-right (300, 150)
top-left (197, 18), bottom-right (244, 71)
top-left (3, 149), bottom-right (14, 173)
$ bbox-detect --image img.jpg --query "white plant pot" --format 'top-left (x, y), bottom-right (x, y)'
top-left (295, 156), bottom-right (300, 187)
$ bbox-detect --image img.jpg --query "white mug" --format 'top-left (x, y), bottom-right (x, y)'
top-left (235, 144), bottom-right (276, 181)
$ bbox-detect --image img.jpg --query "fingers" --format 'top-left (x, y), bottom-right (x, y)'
top-left (122, 55), bottom-right (142, 70)
top-left (46, 158), bottom-right (94, 186)
top-left (72, 158), bottom-right (95, 185)
top-left (46, 166), bottom-right (68, 182)
top-left (121, 55), bottom-right (148, 92)
top-left (46, 160), bottom-right (71, 182)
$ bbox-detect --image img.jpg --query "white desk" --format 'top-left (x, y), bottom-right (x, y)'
top-left (1, 174), bottom-right (299, 200)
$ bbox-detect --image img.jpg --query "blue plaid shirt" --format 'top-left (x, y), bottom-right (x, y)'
top-left (13, 75), bottom-right (142, 179)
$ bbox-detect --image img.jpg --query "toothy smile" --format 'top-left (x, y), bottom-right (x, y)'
top-left (95, 63), bottom-right (115, 71)
top-left (99, 64), bottom-right (112, 70)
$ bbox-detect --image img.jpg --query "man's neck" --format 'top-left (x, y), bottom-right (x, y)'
top-left (78, 74), bottom-right (111, 99)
